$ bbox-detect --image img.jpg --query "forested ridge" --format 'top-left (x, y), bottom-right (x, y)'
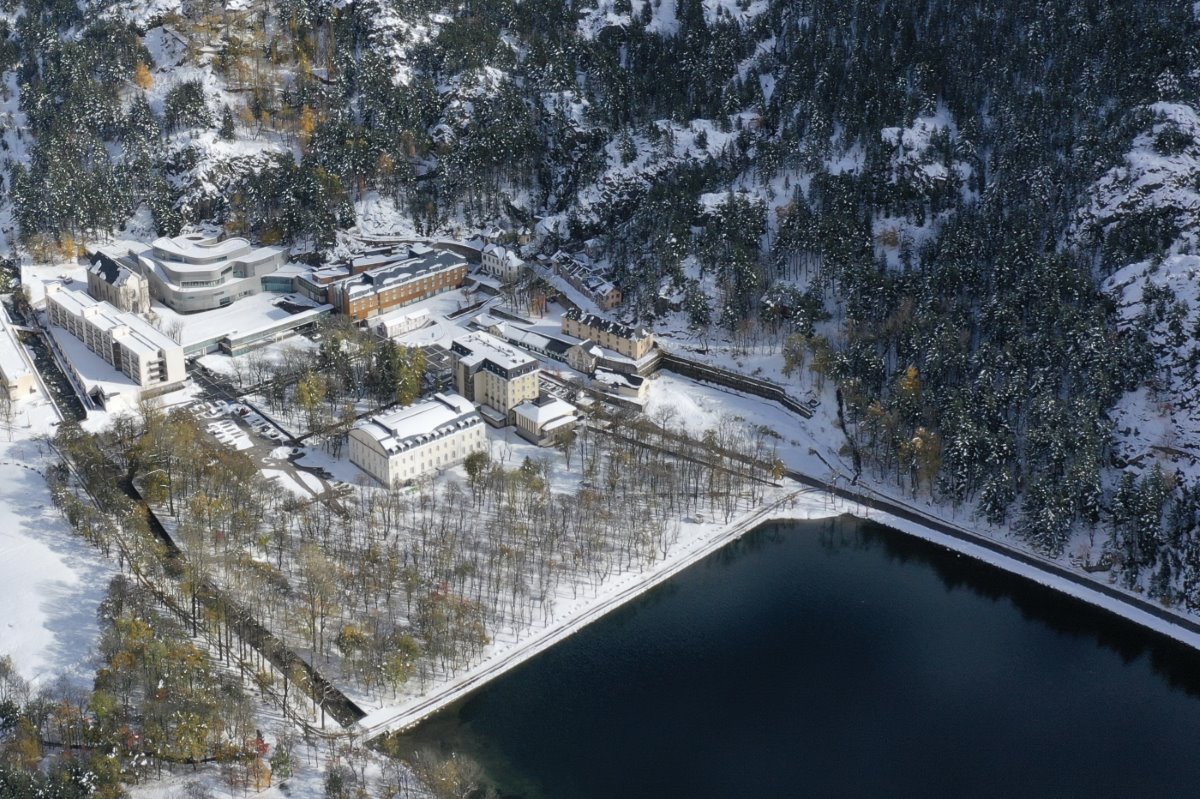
top-left (3, 0), bottom-right (1200, 600)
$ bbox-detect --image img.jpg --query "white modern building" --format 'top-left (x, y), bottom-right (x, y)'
top-left (513, 396), bottom-right (577, 445)
top-left (348, 392), bottom-right (486, 487)
top-left (111, 234), bottom-right (287, 313)
top-left (45, 283), bottom-right (186, 390)
top-left (450, 331), bottom-right (540, 424)
top-left (481, 244), bottom-right (525, 283)
top-left (0, 305), bottom-right (36, 401)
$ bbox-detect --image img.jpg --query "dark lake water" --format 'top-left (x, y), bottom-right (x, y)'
top-left (403, 517), bottom-right (1200, 798)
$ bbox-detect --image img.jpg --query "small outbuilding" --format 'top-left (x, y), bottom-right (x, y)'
top-left (512, 396), bottom-right (578, 446)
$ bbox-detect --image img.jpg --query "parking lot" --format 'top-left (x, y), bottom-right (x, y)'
top-left (539, 374), bottom-right (578, 402)
top-left (188, 399), bottom-right (334, 501)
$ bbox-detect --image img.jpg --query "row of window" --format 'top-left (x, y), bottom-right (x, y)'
top-left (352, 429), bottom-right (484, 484)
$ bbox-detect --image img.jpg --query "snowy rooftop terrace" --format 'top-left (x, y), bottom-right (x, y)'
top-left (486, 322), bottom-right (579, 359)
top-left (150, 233), bottom-right (253, 264)
top-left (152, 291), bottom-right (319, 352)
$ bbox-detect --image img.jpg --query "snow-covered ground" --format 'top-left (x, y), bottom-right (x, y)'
top-left (645, 371), bottom-right (844, 473)
top-left (356, 481), bottom-right (824, 736)
top-left (348, 361), bottom-right (1200, 738)
top-left (0, 384), bottom-right (117, 688)
top-left (1077, 101), bottom-right (1200, 491)
top-left (195, 335), bottom-right (318, 383)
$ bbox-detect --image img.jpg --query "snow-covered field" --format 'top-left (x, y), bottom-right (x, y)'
top-left (0, 389), bottom-right (116, 687)
top-left (645, 371), bottom-right (844, 473)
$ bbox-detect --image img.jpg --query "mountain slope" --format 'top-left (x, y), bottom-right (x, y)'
top-left (5, 0), bottom-right (1200, 599)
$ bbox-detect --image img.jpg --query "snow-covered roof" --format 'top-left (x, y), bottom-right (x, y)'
top-left (376, 307), bottom-right (430, 327)
top-left (451, 330), bottom-right (537, 372)
top-left (542, 415), bottom-right (576, 432)
top-left (150, 291), bottom-right (304, 349)
top-left (352, 252), bottom-right (404, 271)
top-left (502, 325), bottom-right (574, 356)
top-left (354, 393), bottom-right (480, 455)
top-left (226, 304), bottom-right (333, 343)
top-left (151, 234), bottom-right (253, 262)
top-left (88, 255), bottom-right (142, 288)
top-left (89, 239), bottom-right (151, 262)
top-left (483, 243), bottom-right (525, 266)
top-left (571, 338), bottom-right (603, 356)
top-left (46, 283), bottom-right (178, 358)
top-left (513, 397), bottom-right (577, 426)
top-left (471, 312), bottom-right (505, 330)
top-left (563, 307), bottom-right (651, 340)
top-left (343, 249), bottom-right (466, 299)
top-left (150, 233), bottom-right (253, 261)
top-left (270, 263), bottom-right (310, 277)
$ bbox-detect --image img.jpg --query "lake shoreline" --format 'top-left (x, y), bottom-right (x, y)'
top-left (356, 486), bottom-right (832, 738)
top-left (399, 512), bottom-right (1200, 799)
top-left (836, 497), bottom-right (1200, 654)
top-left (365, 482), bottom-right (1200, 741)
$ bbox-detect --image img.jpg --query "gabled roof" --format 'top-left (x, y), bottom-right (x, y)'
top-left (451, 330), bottom-right (537, 372)
top-left (563, 308), bottom-right (651, 340)
top-left (353, 393), bottom-right (480, 455)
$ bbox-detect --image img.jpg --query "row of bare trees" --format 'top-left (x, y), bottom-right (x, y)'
top-left (97, 395), bottom-right (779, 707)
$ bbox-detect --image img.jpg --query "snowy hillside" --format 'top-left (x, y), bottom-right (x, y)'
top-left (0, 0), bottom-right (1198, 584)
top-left (577, 0), bottom-right (769, 39)
top-left (1090, 103), bottom-right (1200, 484)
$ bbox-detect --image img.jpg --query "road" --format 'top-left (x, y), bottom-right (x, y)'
top-left (784, 469), bottom-right (1200, 641)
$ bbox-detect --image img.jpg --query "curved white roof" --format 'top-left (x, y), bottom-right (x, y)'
top-left (151, 234), bottom-right (254, 262)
